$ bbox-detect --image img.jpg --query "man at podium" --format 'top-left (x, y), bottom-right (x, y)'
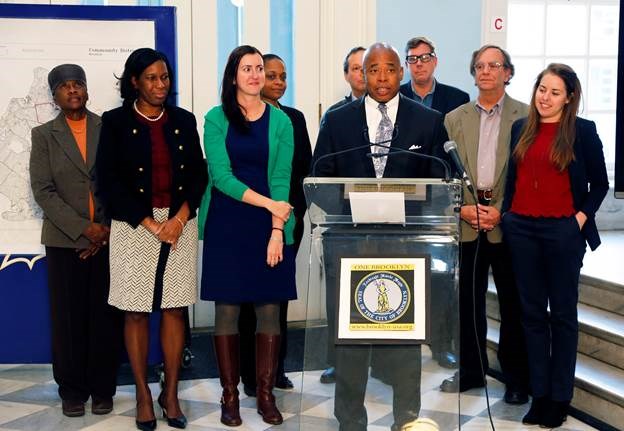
top-left (312, 42), bottom-right (449, 431)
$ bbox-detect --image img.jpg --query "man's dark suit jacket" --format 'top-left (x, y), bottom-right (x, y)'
top-left (279, 104), bottom-right (312, 221)
top-left (502, 117), bottom-right (609, 251)
top-left (399, 81), bottom-right (469, 116)
top-left (312, 94), bottom-right (449, 179)
top-left (326, 94), bottom-right (354, 113)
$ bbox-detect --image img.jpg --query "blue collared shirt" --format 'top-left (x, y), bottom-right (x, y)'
top-left (410, 79), bottom-right (437, 108)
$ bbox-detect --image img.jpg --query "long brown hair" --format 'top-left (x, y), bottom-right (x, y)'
top-left (513, 63), bottom-right (581, 170)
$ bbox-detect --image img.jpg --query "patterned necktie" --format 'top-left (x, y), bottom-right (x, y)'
top-left (373, 103), bottom-right (393, 178)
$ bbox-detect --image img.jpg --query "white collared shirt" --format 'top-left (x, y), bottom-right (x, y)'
top-left (364, 93), bottom-right (400, 143)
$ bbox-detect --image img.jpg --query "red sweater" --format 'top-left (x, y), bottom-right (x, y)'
top-left (135, 111), bottom-right (172, 208)
top-left (511, 122), bottom-right (575, 217)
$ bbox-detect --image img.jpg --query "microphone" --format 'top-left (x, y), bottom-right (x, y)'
top-left (311, 123), bottom-right (451, 180)
top-left (365, 146), bottom-right (451, 181)
top-left (443, 140), bottom-right (474, 194)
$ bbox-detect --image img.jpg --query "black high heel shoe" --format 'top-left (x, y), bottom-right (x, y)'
top-left (135, 400), bottom-right (157, 431)
top-left (158, 393), bottom-right (187, 429)
top-left (135, 419), bottom-right (157, 431)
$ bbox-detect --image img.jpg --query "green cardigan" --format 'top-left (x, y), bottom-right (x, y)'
top-left (198, 104), bottom-right (295, 244)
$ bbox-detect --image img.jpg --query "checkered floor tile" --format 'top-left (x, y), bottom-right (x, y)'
top-left (0, 358), bottom-right (598, 430)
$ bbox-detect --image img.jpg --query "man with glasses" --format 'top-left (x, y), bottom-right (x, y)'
top-left (439, 45), bottom-right (530, 406)
top-left (400, 37), bottom-right (469, 117)
top-left (327, 46), bottom-right (367, 113)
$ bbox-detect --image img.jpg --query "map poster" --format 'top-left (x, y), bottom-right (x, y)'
top-left (0, 5), bottom-right (174, 256)
top-left (337, 257), bottom-right (430, 344)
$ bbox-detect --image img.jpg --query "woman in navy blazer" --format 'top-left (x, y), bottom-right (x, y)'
top-left (501, 64), bottom-right (608, 428)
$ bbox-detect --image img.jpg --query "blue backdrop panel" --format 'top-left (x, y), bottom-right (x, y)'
top-left (0, 3), bottom-right (177, 363)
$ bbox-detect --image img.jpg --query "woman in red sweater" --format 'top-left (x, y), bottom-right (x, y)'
top-left (501, 63), bottom-right (608, 428)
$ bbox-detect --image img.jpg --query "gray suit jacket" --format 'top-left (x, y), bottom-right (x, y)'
top-left (30, 110), bottom-right (105, 248)
top-left (444, 94), bottom-right (528, 243)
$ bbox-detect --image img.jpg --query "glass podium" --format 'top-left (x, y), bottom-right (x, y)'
top-left (300, 177), bottom-right (461, 430)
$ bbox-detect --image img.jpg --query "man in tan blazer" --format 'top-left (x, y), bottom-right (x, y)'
top-left (30, 64), bottom-right (122, 418)
top-left (439, 46), bottom-right (530, 405)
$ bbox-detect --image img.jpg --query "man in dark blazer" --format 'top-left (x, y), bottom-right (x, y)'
top-left (312, 42), bottom-right (449, 431)
top-left (399, 36), bottom-right (469, 118)
top-left (29, 64), bottom-right (123, 418)
top-left (325, 46), bottom-right (367, 113)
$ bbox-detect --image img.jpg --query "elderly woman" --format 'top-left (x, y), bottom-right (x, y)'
top-left (96, 48), bottom-right (207, 431)
top-left (29, 64), bottom-right (123, 418)
top-left (502, 63), bottom-right (609, 428)
top-left (199, 45), bottom-right (296, 427)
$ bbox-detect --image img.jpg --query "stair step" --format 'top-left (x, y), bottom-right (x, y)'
top-left (486, 285), bottom-right (624, 370)
top-left (487, 319), bottom-right (624, 428)
top-left (579, 274), bottom-right (624, 317)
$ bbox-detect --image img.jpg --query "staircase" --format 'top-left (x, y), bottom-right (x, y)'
top-left (486, 273), bottom-right (624, 430)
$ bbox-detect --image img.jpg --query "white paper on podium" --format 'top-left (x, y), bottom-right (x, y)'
top-left (348, 192), bottom-right (405, 223)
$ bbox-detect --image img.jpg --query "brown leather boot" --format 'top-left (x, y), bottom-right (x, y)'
top-left (255, 333), bottom-right (283, 425)
top-left (214, 334), bottom-right (242, 426)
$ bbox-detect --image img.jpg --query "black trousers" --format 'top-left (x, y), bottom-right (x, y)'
top-left (46, 246), bottom-right (124, 401)
top-left (458, 234), bottom-right (529, 388)
top-left (239, 214), bottom-right (304, 385)
top-left (502, 213), bottom-right (585, 401)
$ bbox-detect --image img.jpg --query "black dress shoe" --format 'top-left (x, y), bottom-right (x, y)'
top-left (135, 419), bottom-right (157, 431)
top-left (523, 396), bottom-right (548, 425)
top-left (275, 374), bottom-right (294, 390)
top-left (439, 372), bottom-right (485, 393)
top-left (243, 383), bottom-right (256, 397)
top-left (436, 352), bottom-right (458, 369)
top-left (62, 400), bottom-right (85, 417)
top-left (158, 393), bottom-right (187, 429)
top-left (320, 367), bottom-right (335, 384)
top-left (91, 396), bottom-right (114, 415)
top-left (540, 399), bottom-right (569, 428)
top-left (504, 387), bottom-right (529, 405)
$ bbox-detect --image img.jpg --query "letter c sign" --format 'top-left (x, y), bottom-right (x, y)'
top-left (491, 17), bottom-right (504, 32)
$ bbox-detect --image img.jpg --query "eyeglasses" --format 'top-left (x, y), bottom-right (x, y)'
top-left (405, 53), bottom-right (436, 64)
top-left (474, 61), bottom-right (504, 72)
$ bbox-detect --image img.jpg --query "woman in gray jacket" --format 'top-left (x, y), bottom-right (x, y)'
top-left (29, 64), bottom-right (123, 418)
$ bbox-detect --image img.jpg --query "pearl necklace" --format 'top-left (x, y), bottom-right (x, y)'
top-left (133, 100), bottom-right (165, 122)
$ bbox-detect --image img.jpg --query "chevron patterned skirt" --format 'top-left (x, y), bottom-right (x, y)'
top-left (108, 207), bottom-right (198, 312)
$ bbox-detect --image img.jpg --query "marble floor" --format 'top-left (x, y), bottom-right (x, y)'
top-left (0, 350), bottom-right (599, 431)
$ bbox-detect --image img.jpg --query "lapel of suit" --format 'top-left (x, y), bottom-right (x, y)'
top-left (50, 113), bottom-right (89, 176)
top-left (85, 111), bottom-right (101, 174)
top-left (354, 99), bottom-right (376, 178)
top-left (493, 94), bottom-right (516, 185)
top-left (459, 102), bottom-right (480, 184)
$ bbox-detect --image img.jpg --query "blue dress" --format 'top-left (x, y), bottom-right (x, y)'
top-left (201, 107), bottom-right (297, 303)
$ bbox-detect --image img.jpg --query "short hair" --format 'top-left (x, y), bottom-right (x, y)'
top-left (469, 44), bottom-right (515, 85)
top-left (343, 46), bottom-right (366, 73)
top-left (405, 36), bottom-right (435, 55)
top-left (221, 45), bottom-right (263, 133)
top-left (119, 48), bottom-right (175, 103)
top-left (263, 53), bottom-right (284, 64)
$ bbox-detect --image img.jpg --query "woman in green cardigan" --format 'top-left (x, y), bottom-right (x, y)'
top-left (199, 45), bottom-right (296, 427)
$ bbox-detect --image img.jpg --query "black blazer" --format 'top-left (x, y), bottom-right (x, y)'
top-left (96, 103), bottom-right (208, 228)
top-left (312, 94), bottom-right (449, 179)
top-left (399, 81), bottom-right (469, 116)
top-left (502, 117), bottom-right (609, 251)
top-left (280, 104), bottom-right (312, 219)
top-left (326, 94), bottom-right (354, 113)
